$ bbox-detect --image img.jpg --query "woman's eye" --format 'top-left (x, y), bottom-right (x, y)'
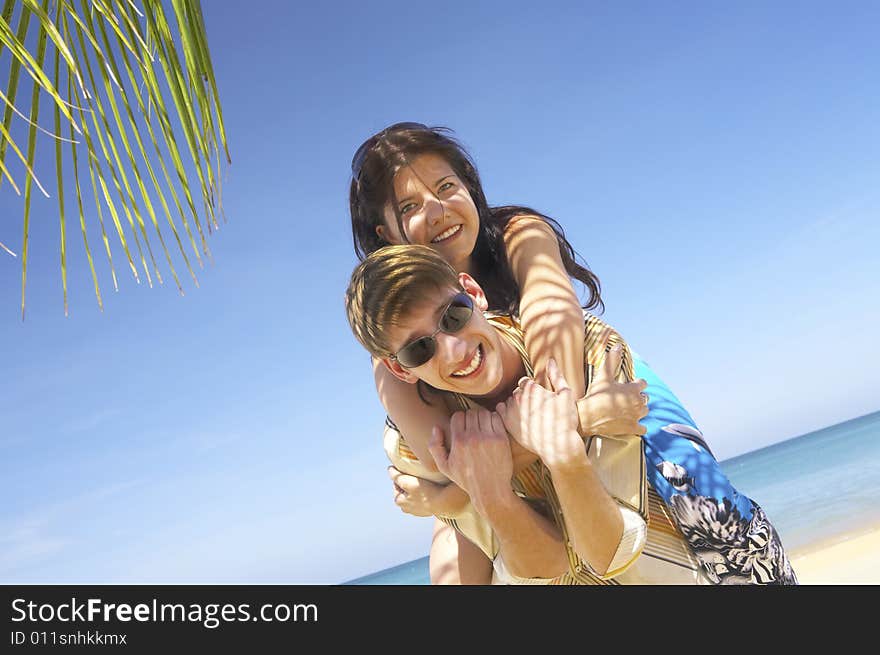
top-left (400, 202), bottom-right (417, 215)
top-left (438, 182), bottom-right (455, 193)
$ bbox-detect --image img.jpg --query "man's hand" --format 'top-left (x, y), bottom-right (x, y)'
top-left (427, 408), bottom-right (514, 517)
top-left (430, 406), bottom-right (570, 580)
top-left (496, 358), bottom-right (585, 470)
top-left (577, 344), bottom-right (649, 438)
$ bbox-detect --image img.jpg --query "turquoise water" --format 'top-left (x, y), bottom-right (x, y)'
top-left (345, 410), bottom-right (880, 585)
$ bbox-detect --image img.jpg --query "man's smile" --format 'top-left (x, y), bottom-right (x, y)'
top-left (450, 344), bottom-right (484, 378)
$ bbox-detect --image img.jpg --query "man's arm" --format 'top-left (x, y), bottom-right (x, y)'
top-left (497, 358), bottom-right (645, 577)
top-left (428, 409), bottom-right (570, 580)
top-left (543, 446), bottom-right (626, 575)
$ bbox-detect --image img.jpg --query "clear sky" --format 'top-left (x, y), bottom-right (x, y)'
top-left (1, 0), bottom-right (878, 584)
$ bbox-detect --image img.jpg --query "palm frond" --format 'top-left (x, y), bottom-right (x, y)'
top-left (0, 0), bottom-right (229, 316)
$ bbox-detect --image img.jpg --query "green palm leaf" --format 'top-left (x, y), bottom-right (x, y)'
top-left (0, 0), bottom-right (230, 316)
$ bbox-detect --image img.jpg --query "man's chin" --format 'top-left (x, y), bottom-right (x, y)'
top-left (437, 381), bottom-right (490, 396)
top-left (459, 371), bottom-right (504, 401)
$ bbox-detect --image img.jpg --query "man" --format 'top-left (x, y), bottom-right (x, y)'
top-left (345, 244), bottom-right (797, 584)
top-left (347, 244), bottom-right (654, 584)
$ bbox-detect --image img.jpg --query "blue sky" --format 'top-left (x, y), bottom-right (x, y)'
top-left (1, 1), bottom-right (878, 584)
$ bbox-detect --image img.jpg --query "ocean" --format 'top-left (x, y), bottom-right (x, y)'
top-left (345, 410), bottom-right (880, 585)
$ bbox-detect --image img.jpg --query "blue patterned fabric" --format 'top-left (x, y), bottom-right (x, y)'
top-left (634, 357), bottom-right (798, 585)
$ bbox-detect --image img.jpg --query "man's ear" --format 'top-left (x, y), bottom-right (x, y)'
top-left (458, 272), bottom-right (488, 311)
top-left (380, 357), bottom-right (419, 384)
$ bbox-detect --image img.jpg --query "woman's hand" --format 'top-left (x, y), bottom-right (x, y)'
top-left (389, 466), bottom-right (469, 518)
top-left (495, 358), bottom-right (585, 470)
top-left (577, 344), bottom-right (649, 438)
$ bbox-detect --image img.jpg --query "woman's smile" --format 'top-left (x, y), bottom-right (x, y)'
top-left (431, 224), bottom-right (463, 244)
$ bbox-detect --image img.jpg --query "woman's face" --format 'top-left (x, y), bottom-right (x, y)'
top-left (377, 153), bottom-right (479, 273)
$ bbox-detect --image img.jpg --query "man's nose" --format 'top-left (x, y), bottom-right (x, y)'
top-left (436, 331), bottom-right (468, 370)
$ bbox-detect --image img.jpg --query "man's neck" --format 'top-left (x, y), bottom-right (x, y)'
top-left (468, 323), bottom-right (539, 472)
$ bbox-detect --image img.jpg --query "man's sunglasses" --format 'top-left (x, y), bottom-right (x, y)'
top-left (351, 122), bottom-right (429, 181)
top-left (391, 292), bottom-right (475, 368)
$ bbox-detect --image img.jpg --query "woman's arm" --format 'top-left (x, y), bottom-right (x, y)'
top-left (390, 466), bottom-right (470, 518)
top-left (373, 359), bottom-right (453, 472)
top-left (504, 215), bottom-right (647, 438)
top-left (504, 215), bottom-right (587, 399)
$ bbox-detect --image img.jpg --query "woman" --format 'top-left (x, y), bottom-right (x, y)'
top-left (349, 122), bottom-right (797, 584)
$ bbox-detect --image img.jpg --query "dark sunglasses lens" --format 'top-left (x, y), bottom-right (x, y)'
top-left (351, 140), bottom-right (372, 175)
top-left (440, 294), bottom-right (473, 333)
top-left (396, 337), bottom-right (436, 369)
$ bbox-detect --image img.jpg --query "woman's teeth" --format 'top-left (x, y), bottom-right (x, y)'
top-left (451, 345), bottom-right (482, 377)
top-left (431, 225), bottom-right (462, 243)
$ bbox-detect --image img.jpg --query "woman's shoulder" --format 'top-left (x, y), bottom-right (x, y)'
top-left (502, 211), bottom-right (551, 229)
top-left (501, 213), bottom-right (558, 244)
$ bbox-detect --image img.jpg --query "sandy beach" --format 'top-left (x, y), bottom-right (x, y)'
top-left (788, 525), bottom-right (880, 584)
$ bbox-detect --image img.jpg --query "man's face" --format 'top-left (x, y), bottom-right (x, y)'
top-left (382, 283), bottom-right (507, 400)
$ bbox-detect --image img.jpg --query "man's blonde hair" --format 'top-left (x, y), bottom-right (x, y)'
top-left (345, 244), bottom-right (461, 358)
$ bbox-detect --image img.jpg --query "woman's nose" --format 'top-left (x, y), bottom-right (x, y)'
top-left (423, 193), bottom-right (444, 226)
